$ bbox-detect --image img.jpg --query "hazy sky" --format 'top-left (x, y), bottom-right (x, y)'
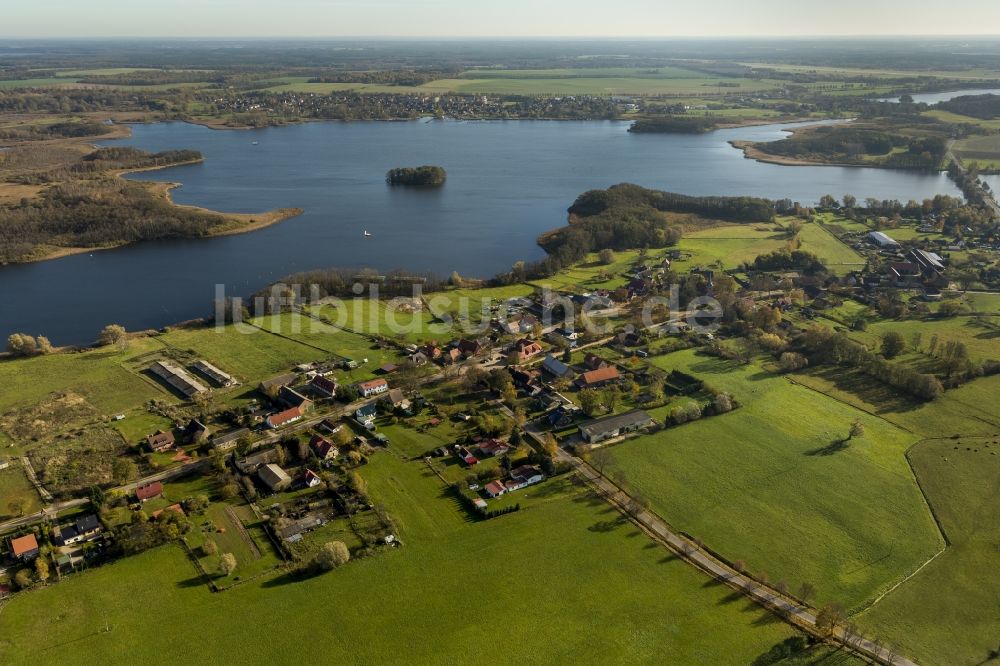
top-left (5, 0), bottom-right (1000, 38)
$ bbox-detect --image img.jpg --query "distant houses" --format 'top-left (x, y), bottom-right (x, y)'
top-left (278, 385), bottom-right (314, 413)
top-left (579, 410), bottom-right (655, 444)
top-left (540, 354), bottom-right (573, 379)
top-left (483, 464), bottom-right (545, 498)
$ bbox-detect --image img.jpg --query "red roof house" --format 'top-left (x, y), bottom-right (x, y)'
top-left (135, 481), bottom-right (163, 502)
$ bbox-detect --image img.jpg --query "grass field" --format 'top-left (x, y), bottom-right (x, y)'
top-left (0, 338), bottom-right (168, 416)
top-left (0, 463), bottom-right (42, 520)
top-left (602, 350), bottom-right (942, 611)
top-left (859, 437), bottom-right (1000, 665)
top-left (849, 315), bottom-right (1000, 363)
top-left (0, 454), bottom-right (800, 664)
top-left (924, 109), bottom-right (1000, 131)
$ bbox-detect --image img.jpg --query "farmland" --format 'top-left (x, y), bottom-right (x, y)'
top-left (601, 349), bottom-right (943, 610)
top-left (0, 455), bottom-right (800, 665)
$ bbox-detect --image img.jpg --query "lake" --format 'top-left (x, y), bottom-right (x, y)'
top-left (877, 88), bottom-right (1000, 104)
top-left (0, 119), bottom-right (961, 344)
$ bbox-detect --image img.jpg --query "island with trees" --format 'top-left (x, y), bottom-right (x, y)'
top-left (628, 116), bottom-right (718, 134)
top-left (385, 165), bottom-right (447, 187)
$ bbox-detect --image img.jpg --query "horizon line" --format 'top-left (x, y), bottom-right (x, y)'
top-left (4, 33), bottom-right (1000, 41)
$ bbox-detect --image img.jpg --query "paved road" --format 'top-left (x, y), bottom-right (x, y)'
top-left (520, 419), bottom-right (916, 666)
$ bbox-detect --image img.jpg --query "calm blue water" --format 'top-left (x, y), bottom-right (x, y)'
top-left (877, 88), bottom-right (1000, 104)
top-left (0, 119), bottom-right (961, 344)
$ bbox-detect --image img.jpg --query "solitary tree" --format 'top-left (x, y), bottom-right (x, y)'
top-left (881, 331), bottom-right (905, 359)
top-left (6, 333), bottom-right (37, 356)
top-left (311, 540), bottom-right (350, 572)
top-left (14, 568), bottom-right (32, 589)
top-left (218, 552), bottom-right (237, 576)
top-left (598, 248), bottom-right (616, 265)
top-left (797, 581), bottom-right (816, 605)
top-left (98, 324), bottom-right (129, 351)
top-left (848, 420), bottom-right (865, 440)
top-left (815, 603), bottom-right (846, 636)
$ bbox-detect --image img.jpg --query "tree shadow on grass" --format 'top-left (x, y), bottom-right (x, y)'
top-left (175, 575), bottom-right (210, 589)
top-left (805, 439), bottom-right (850, 456)
top-left (717, 589), bottom-right (743, 605)
top-left (588, 517), bottom-right (626, 533)
top-left (261, 568), bottom-right (315, 589)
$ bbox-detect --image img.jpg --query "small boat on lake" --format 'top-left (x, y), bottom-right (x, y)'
top-left (363, 230), bottom-right (372, 237)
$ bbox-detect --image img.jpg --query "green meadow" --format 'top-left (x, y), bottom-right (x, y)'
top-left (0, 455), bottom-right (798, 665)
top-left (859, 437), bottom-right (1000, 665)
top-left (602, 349), bottom-right (943, 610)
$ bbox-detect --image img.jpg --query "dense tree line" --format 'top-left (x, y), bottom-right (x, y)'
top-left (937, 94), bottom-right (1000, 120)
top-left (0, 121), bottom-right (113, 142)
top-left (795, 326), bottom-right (944, 401)
top-left (78, 70), bottom-right (223, 86)
top-left (307, 69), bottom-right (455, 86)
top-left (749, 249), bottom-right (827, 274)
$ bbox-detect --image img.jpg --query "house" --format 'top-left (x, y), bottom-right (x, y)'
top-left (309, 374), bottom-right (338, 398)
top-left (55, 514), bottom-right (103, 547)
top-left (355, 403), bottom-right (379, 425)
top-left (498, 313), bottom-right (538, 335)
top-left (614, 331), bottom-right (643, 348)
top-left (258, 463), bottom-right (292, 493)
top-left (457, 338), bottom-right (487, 358)
top-left (576, 365), bottom-right (621, 389)
top-left (149, 361), bottom-right (208, 398)
top-left (279, 385), bottom-right (314, 412)
top-left (476, 438), bottom-right (511, 458)
top-left (546, 405), bottom-right (578, 428)
top-left (419, 344), bottom-right (442, 361)
top-left (266, 406), bottom-right (303, 429)
top-left (318, 419), bottom-right (342, 434)
top-left (484, 480), bottom-right (507, 498)
top-left (311, 435), bottom-right (339, 461)
top-left (583, 352), bottom-right (608, 371)
top-left (512, 338), bottom-right (543, 363)
top-left (383, 388), bottom-right (411, 411)
top-left (302, 469), bottom-right (322, 488)
top-left (540, 354), bottom-right (574, 379)
top-left (191, 360), bottom-right (236, 387)
top-left (506, 465), bottom-right (545, 491)
top-left (509, 367), bottom-right (542, 391)
top-left (357, 378), bottom-right (389, 398)
top-left (278, 514), bottom-right (325, 541)
top-left (135, 481), bottom-right (163, 502)
top-left (236, 448), bottom-right (277, 474)
top-left (378, 363), bottom-right (400, 375)
top-left (212, 427), bottom-right (249, 452)
top-left (473, 498), bottom-right (489, 510)
top-left (445, 348), bottom-right (463, 364)
top-left (409, 351), bottom-right (430, 366)
top-left (10, 534), bottom-right (39, 561)
top-left (0, 458), bottom-right (10, 471)
top-left (455, 446), bottom-right (479, 466)
top-left (579, 410), bottom-right (656, 444)
top-left (146, 429), bottom-right (175, 452)
top-left (258, 373), bottom-right (298, 395)
top-left (867, 231), bottom-right (900, 249)
top-left (888, 262), bottom-right (922, 287)
top-left (183, 419), bottom-right (210, 444)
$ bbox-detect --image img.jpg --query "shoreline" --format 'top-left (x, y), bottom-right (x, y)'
top-left (729, 139), bottom-right (881, 169)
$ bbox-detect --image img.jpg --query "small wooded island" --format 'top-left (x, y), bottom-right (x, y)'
top-left (628, 116), bottom-right (718, 134)
top-left (385, 165), bottom-right (447, 187)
